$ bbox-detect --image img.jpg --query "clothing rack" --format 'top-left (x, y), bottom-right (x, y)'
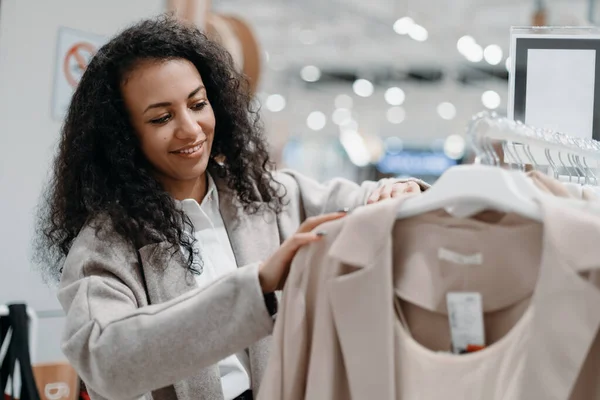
top-left (466, 111), bottom-right (600, 184)
top-left (0, 305), bottom-right (38, 363)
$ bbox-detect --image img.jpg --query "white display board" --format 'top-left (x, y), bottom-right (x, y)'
top-left (508, 27), bottom-right (600, 141)
top-left (52, 27), bottom-right (106, 121)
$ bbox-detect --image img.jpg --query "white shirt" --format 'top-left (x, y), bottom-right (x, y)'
top-left (180, 174), bottom-right (251, 400)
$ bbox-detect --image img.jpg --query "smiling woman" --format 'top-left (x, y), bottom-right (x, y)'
top-left (33, 14), bottom-right (425, 400)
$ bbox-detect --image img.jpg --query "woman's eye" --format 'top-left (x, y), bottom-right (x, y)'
top-left (191, 101), bottom-right (207, 111)
top-left (150, 115), bottom-right (171, 124)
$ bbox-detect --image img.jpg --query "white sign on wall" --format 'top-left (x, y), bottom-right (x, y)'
top-left (52, 27), bottom-right (106, 121)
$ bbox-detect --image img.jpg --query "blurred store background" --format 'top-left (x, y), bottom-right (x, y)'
top-left (0, 0), bottom-right (597, 363)
top-left (208, 0), bottom-right (591, 183)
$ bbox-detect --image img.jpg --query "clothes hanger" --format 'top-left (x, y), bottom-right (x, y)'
top-left (396, 164), bottom-right (543, 221)
top-left (396, 129), bottom-right (543, 221)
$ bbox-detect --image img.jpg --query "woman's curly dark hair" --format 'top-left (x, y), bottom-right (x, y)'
top-left (35, 15), bottom-right (285, 282)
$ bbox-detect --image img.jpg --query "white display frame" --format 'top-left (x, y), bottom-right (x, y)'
top-left (508, 26), bottom-right (600, 141)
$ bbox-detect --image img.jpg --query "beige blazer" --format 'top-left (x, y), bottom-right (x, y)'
top-left (57, 170), bottom-right (426, 400)
top-left (259, 194), bottom-right (600, 400)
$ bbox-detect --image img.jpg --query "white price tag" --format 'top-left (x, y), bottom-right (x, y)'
top-left (447, 292), bottom-right (485, 354)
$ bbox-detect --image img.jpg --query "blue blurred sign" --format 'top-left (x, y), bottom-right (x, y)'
top-left (377, 150), bottom-right (457, 175)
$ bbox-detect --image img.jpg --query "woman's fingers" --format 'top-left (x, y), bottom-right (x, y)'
top-left (370, 181), bottom-right (423, 204)
top-left (367, 188), bottom-right (382, 204)
top-left (285, 232), bottom-right (325, 251)
top-left (392, 181), bottom-right (421, 196)
top-left (379, 183), bottom-right (395, 200)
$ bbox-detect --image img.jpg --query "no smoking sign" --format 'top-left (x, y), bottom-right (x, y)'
top-left (63, 42), bottom-right (97, 87)
top-left (52, 27), bottom-right (105, 121)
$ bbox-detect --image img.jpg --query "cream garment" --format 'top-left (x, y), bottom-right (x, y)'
top-left (180, 174), bottom-right (250, 400)
top-left (390, 211), bottom-right (542, 400)
top-left (259, 194), bottom-right (600, 400)
top-left (394, 298), bottom-right (532, 400)
top-left (527, 170), bottom-right (599, 201)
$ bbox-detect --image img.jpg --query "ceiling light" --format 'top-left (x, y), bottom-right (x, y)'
top-left (340, 130), bottom-right (370, 167)
top-left (353, 79), bottom-right (374, 97)
top-left (299, 29), bottom-right (317, 45)
top-left (385, 87), bottom-right (406, 106)
top-left (408, 24), bottom-right (428, 42)
top-left (505, 57), bottom-right (512, 72)
top-left (437, 102), bottom-right (456, 120)
top-left (386, 106), bottom-right (406, 124)
top-left (444, 134), bottom-right (466, 160)
top-left (393, 17), bottom-right (414, 35)
top-left (335, 94), bottom-right (353, 109)
top-left (307, 111), bottom-right (326, 131)
top-left (300, 65), bottom-right (321, 82)
top-left (465, 44), bottom-right (484, 62)
top-left (481, 90), bottom-right (501, 110)
top-left (266, 94), bottom-right (286, 112)
top-left (332, 108), bottom-right (352, 125)
top-left (484, 44), bottom-right (503, 65)
top-left (457, 35), bottom-right (476, 55)
top-left (457, 35), bottom-right (484, 63)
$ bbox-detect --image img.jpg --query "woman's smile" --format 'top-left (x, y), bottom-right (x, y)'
top-left (170, 140), bottom-right (206, 159)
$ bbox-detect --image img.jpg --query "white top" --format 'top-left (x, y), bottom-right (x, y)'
top-left (394, 306), bottom-right (533, 400)
top-left (180, 174), bottom-right (251, 400)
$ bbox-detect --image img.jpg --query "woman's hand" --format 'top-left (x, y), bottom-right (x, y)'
top-left (258, 211), bottom-right (348, 293)
top-left (367, 180), bottom-right (422, 204)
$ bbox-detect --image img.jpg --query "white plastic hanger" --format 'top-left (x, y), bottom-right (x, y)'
top-left (397, 164), bottom-right (543, 221)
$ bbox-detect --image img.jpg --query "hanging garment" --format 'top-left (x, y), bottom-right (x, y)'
top-left (258, 195), bottom-right (600, 400)
top-left (528, 171), bottom-right (599, 201)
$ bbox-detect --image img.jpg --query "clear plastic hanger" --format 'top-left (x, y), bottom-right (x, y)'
top-left (396, 114), bottom-right (543, 221)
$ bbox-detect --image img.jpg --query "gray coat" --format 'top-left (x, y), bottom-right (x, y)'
top-left (57, 170), bottom-right (418, 400)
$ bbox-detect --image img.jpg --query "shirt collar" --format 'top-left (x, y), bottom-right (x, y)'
top-left (200, 173), bottom-right (219, 208)
top-left (174, 173), bottom-right (219, 211)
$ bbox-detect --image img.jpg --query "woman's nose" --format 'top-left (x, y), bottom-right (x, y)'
top-left (174, 110), bottom-right (202, 140)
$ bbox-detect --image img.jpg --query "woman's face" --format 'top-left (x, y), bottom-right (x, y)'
top-left (121, 58), bottom-right (216, 191)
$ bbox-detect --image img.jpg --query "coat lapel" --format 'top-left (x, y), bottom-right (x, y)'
top-left (327, 198), bottom-right (403, 399)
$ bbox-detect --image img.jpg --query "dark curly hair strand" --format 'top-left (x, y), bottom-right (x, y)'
top-left (35, 15), bottom-right (284, 282)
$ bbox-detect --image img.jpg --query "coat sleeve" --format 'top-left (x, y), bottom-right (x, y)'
top-left (274, 169), bottom-right (428, 217)
top-left (57, 226), bottom-right (274, 400)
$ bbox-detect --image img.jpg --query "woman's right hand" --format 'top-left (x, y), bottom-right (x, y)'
top-left (258, 211), bottom-right (348, 293)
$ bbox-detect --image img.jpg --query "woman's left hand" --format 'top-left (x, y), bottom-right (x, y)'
top-left (367, 180), bottom-right (422, 204)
